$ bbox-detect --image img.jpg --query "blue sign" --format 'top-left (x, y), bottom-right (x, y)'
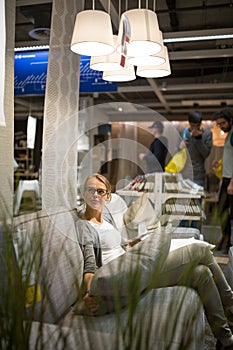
top-left (79, 55), bottom-right (117, 92)
top-left (14, 50), bottom-right (117, 96)
top-left (14, 50), bottom-right (48, 96)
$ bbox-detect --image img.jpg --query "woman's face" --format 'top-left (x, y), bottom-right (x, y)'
top-left (83, 176), bottom-right (110, 211)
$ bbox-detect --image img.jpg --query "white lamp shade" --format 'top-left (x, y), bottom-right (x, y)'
top-left (90, 35), bottom-right (125, 71)
top-left (103, 65), bottom-right (136, 82)
top-left (136, 57), bottom-right (171, 78)
top-left (128, 39), bottom-right (167, 66)
top-left (117, 9), bottom-right (162, 57)
top-left (71, 10), bottom-right (114, 56)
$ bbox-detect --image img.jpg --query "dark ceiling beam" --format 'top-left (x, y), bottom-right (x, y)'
top-left (157, 2), bottom-right (233, 14)
top-left (16, 0), bottom-right (52, 5)
top-left (170, 48), bottom-right (233, 60)
top-left (117, 82), bottom-right (233, 94)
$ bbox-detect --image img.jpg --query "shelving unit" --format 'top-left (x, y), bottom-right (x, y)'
top-left (15, 147), bottom-right (34, 173)
top-left (116, 172), bottom-right (205, 225)
top-left (14, 133), bottom-right (37, 189)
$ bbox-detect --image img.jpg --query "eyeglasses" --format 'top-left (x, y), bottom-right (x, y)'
top-left (85, 187), bottom-right (108, 197)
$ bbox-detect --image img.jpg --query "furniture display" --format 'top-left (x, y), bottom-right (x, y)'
top-left (3, 195), bottom-right (205, 349)
top-left (117, 172), bottom-right (205, 225)
top-left (14, 131), bottom-right (36, 180)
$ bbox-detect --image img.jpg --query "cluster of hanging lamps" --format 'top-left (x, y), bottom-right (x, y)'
top-left (70, 1), bottom-right (171, 82)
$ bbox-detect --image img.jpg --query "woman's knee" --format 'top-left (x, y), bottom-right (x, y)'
top-left (187, 243), bottom-right (213, 264)
top-left (190, 265), bottom-right (213, 288)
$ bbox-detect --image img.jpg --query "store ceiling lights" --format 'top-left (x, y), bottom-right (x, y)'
top-left (71, 1), bottom-right (170, 81)
top-left (136, 53), bottom-right (171, 78)
top-left (90, 35), bottom-right (125, 72)
top-left (117, 8), bottom-right (163, 57)
top-left (103, 64), bottom-right (136, 82)
top-left (128, 35), bottom-right (166, 66)
top-left (70, 9), bottom-right (114, 56)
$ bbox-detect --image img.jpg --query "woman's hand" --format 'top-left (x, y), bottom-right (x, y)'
top-left (83, 292), bottom-right (101, 313)
top-left (83, 272), bottom-right (101, 313)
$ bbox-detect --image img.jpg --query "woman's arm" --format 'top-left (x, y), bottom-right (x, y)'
top-left (83, 272), bottom-right (101, 313)
top-left (83, 272), bottom-right (94, 294)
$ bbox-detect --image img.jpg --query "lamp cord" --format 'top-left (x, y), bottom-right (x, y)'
top-left (118, 0), bottom-right (121, 23)
top-left (153, 0), bottom-right (156, 11)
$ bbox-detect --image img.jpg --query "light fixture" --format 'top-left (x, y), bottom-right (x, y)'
top-left (90, 35), bottom-right (125, 71)
top-left (103, 65), bottom-right (136, 82)
top-left (164, 33), bottom-right (233, 43)
top-left (117, 8), bottom-right (162, 57)
top-left (128, 39), bottom-right (167, 66)
top-left (70, 10), bottom-right (114, 56)
top-left (136, 56), bottom-right (171, 78)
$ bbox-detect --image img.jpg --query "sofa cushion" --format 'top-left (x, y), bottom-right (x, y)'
top-left (123, 193), bottom-right (160, 239)
top-left (85, 226), bottom-right (171, 314)
top-left (13, 207), bottom-right (83, 324)
top-left (61, 287), bottom-right (204, 350)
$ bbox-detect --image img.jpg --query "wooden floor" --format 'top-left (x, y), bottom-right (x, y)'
top-left (215, 255), bottom-right (229, 265)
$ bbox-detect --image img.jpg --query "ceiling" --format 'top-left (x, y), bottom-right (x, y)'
top-left (14, 0), bottom-right (233, 122)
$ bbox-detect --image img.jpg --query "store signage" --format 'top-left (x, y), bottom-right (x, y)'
top-left (15, 50), bottom-right (48, 96)
top-left (79, 55), bottom-right (117, 93)
top-left (14, 50), bottom-right (117, 96)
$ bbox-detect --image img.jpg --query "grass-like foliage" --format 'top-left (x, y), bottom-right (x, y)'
top-left (0, 209), bottom-right (205, 349)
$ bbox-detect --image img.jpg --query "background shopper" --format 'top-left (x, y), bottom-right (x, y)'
top-left (139, 121), bottom-right (168, 173)
top-left (213, 107), bottom-right (233, 254)
top-left (179, 110), bottom-right (213, 229)
top-left (180, 110), bottom-right (213, 187)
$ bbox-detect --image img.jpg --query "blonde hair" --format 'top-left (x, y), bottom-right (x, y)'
top-left (82, 173), bottom-right (112, 200)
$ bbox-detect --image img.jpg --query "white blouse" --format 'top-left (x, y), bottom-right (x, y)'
top-left (89, 219), bottom-right (125, 265)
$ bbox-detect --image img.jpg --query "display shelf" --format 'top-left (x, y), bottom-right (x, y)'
top-left (117, 172), bottom-right (204, 224)
top-left (14, 147), bottom-right (34, 176)
top-left (14, 131), bottom-right (36, 185)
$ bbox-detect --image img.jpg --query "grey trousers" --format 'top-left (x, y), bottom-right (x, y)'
top-left (151, 243), bottom-right (233, 341)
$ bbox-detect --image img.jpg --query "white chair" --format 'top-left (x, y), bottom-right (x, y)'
top-left (14, 180), bottom-right (40, 216)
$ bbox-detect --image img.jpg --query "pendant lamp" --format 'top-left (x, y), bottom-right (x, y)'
top-left (128, 33), bottom-right (166, 66)
top-left (103, 65), bottom-right (136, 82)
top-left (90, 35), bottom-right (125, 71)
top-left (117, 8), bottom-right (162, 57)
top-left (136, 55), bottom-right (171, 78)
top-left (71, 10), bottom-right (114, 56)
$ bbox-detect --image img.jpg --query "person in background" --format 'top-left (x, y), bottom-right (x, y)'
top-left (213, 107), bottom-right (233, 254)
top-left (75, 173), bottom-right (233, 348)
top-left (179, 110), bottom-right (213, 229)
top-left (139, 121), bottom-right (168, 173)
top-left (180, 110), bottom-right (213, 188)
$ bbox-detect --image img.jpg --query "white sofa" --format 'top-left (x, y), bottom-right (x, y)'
top-left (0, 194), bottom-right (205, 349)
